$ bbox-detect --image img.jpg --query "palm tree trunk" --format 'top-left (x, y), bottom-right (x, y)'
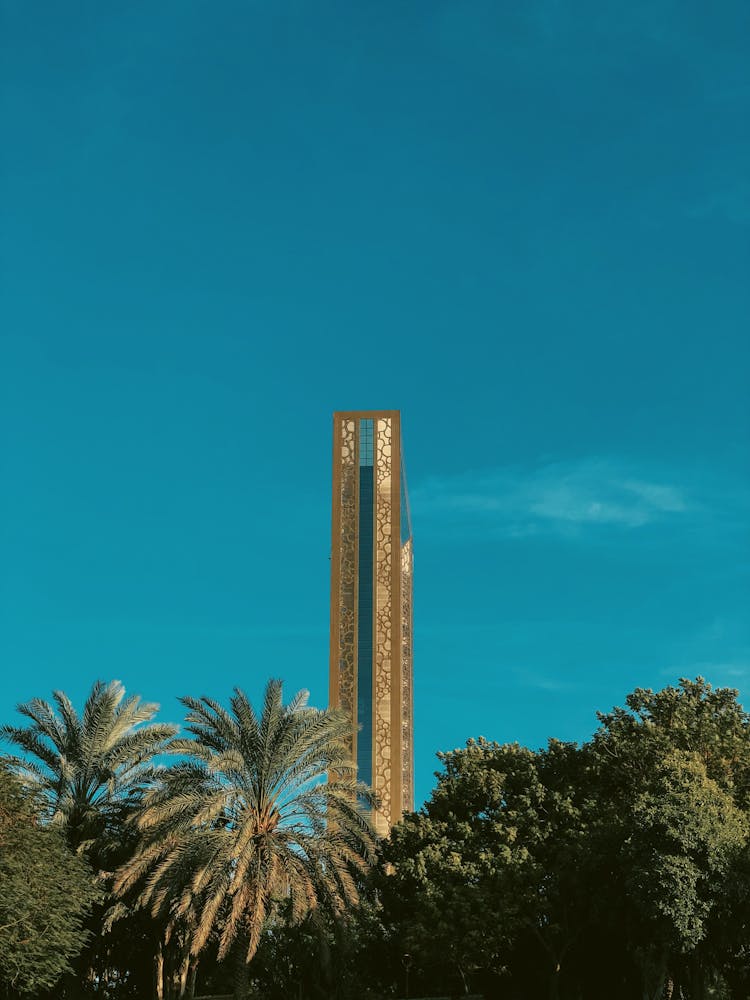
top-left (233, 937), bottom-right (251, 1000)
top-left (178, 956), bottom-right (189, 997)
top-left (177, 937), bottom-right (193, 997)
top-left (154, 940), bottom-right (165, 1000)
top-left (186, 960), bottom-right (198, 999)
top-left (233, 959), bottom-right (251, 1000)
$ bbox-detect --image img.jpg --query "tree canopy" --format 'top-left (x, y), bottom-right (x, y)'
top-left (365, 679), bottom-right (750, 1000)
top-left (2, 675), bottom-right (749, 999)
top-left (0, 765), bottom-right (97, 996)
top-left (114, 680), bottom-right (375, 997)
top-left (0, 679), bottom-right (177, 854)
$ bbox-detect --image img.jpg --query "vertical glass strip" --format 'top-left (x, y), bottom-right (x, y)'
top-left (356, 419), bottom-right (374, 788)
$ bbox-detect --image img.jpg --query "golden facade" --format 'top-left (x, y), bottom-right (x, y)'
top-left (329, 411), bottom-right (414, 836)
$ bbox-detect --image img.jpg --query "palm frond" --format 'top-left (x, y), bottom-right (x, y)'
top-left (113, 677), bottom-right (377, 974)
top-left (3, 680), bottom-right (173, 855)
top-left (15, 697), bottom-right (67, 750)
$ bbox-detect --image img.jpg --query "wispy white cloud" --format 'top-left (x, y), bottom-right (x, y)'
top-left (513, 669), bottom-right (580, 694)
top-left (410, 457), bottom-right (699, 537)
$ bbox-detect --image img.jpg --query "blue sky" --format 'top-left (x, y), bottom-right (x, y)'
top-left (1, 1), bottom-right (748, 807)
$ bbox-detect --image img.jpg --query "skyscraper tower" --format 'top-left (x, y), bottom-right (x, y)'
top-left (329, 411), bottom-right (413, 835)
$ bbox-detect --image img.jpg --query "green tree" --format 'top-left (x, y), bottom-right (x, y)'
top-left (114, 680), bottom-right (376, 999)
top-left (712, 840), bottom-right (750, 998)
top-left (0, 765), bottom-right (97, 996)
top-left (1, 680), bottom-right (178, 998)
top-left (592, 678), bottom-right (750, 811)
top-left (591, 678), bottom-right (750, 999)
top-left (373, 738), bottom-right (596, 999)
top-left (370, 678), bottom-right (750, 1000)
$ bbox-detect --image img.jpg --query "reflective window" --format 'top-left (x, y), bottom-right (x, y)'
top-left (359, 418), bottom-right (374, 467)
top-left (356, 457), bottom-right (374, 788)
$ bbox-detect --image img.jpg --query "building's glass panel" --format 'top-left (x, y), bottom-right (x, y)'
top-left (356, 420), bottom-right (374, 788)
top-left (359, 418), bottom-right (374, 467)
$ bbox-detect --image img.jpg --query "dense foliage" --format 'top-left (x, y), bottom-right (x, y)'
top-left (2, 676), bottom-right (749, 999)
top-left (363, 679), bottom-right (750, 1000)
top-left (0, 766), bottom-right (97, 996)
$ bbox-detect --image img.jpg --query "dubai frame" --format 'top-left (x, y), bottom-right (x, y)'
top-left (329, 410), bottom-right (414, 835)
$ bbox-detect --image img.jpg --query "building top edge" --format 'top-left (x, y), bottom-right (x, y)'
top-left (333, 409), bottom-right (401, 419)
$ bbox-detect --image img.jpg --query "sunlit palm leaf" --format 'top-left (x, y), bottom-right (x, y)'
top-left (115, 679), bottom-right (376, 970)
top-left (0, 680), bottom-right (178, 853)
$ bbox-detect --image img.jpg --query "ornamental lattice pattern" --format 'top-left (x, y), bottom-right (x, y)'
top-left (373, 418), bottom-right (393, 829)
top-left (400, 537), bottom-right (414, 813)
top-left (338, 419), bottom-right (357, 760)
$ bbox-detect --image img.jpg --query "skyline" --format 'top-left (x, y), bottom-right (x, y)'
top-left (2, 1), bottom-right (749, 808)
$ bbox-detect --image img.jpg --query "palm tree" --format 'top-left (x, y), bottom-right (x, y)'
top-left (0, 679), bottom-right (178, 854)
top-left (114, 680), bottom-right (377, 997)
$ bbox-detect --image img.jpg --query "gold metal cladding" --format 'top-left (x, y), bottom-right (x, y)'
top-left (389, 413), bottom-right (403, 826)
top-left (334, 410), bottom-right (401, 420)
top-left (329, 416), bottom-right (358, 765)
top-left (373, 416), bottom-right (393, 836)
top-left (400, 537), bottom-right (414, 813)
top-left (328, 419), bottom-right (341, 712)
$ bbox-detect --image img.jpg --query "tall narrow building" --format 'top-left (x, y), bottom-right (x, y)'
top-left (329, 410), bottom-right (413, 835)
